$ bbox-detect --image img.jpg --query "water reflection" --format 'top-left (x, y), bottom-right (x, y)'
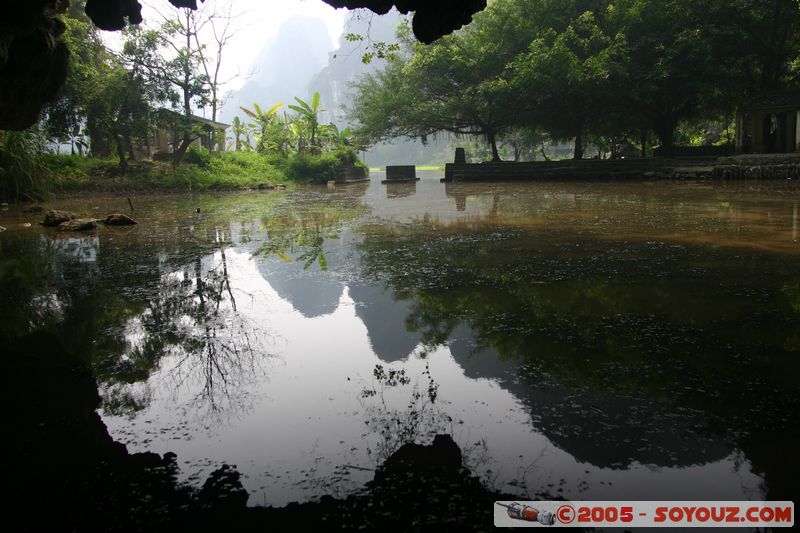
top-left (385, 182), bottom-right (417, 199)
top-left (1, 181), bottom-right (798, 508)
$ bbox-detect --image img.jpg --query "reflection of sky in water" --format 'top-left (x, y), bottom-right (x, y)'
top-left (102, 250), bottom-right (765, 507)
top-left (10, 177), bottom-right (793, 508)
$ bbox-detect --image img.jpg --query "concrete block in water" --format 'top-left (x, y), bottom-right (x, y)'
top-left (383, 165), bottom-right (419, 183)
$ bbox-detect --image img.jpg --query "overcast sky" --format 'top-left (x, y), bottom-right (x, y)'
top-left (105, 0), bottom-right (348, 90)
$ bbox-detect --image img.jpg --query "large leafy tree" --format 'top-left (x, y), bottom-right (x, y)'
top-left (607, 0), bottom-right (742, 156)
top-left (352, 7), bottom-right (525, 162)
top-left (513, 10), bottom-right (625, 159)
top-left (85, 65), bottom-right (155, 173)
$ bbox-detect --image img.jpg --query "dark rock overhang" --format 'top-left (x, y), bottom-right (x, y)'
top-left (82, 1), bottom-right (486, 42)
top-left (321, 1), bottom-right (487, 44)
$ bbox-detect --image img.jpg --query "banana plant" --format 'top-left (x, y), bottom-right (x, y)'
top-left (230, 116), bottom-right (249, 151)
top-left (240, 102), bottom-right (285, 153)
top-left (288, 92), bottom-right (322, 149)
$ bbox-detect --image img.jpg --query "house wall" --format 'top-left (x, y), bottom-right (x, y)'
top-left (785, 111), bottom-right (797, 152)
top-left (741, 110), bottom-right (799, 154)
top-left (796, 111), bottom-right (800, 151)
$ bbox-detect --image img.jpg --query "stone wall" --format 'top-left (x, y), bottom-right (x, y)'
top-left (444, 158), bottom-right (718, 182)
top-left (712, 153), bottom-right (800, 180)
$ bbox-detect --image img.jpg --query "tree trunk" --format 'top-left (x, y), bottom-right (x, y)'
top-left (488, 131), bottom-right (501, 162)
top-left (174, 136), bottom-right (192, 166)
top-left (116, 134), bottom-right (128, 175)
top-left (540, 141), bottom-right (550, 161)
top-left (657, 122), bottom-right (675, 157)
top-left (174, 13), bottom-right (193, 167)
top-left (640, 129), bottom-right (647, 158)
top-left (573, 128), bottom-right (584, 160)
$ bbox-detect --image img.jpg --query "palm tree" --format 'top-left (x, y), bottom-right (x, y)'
top-left (288, 92), bottom-right (322, 150)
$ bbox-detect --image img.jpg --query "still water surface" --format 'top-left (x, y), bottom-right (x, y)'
top-left (2, 174), bottom-right (798, 506)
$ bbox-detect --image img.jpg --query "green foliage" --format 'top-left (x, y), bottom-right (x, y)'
top-left (0, 129), bottom-right (52, 202)
top-left (48, 151), bottom-right (286, 192)
top-left (288, 92), bottom-right (323, 149)
top-left (351, 0), bottom-right (800, 159)
top-left (43, 8), bottom-right (108, 147)
top-left (183, 145), bottom-right (212, 169)
top-left (239, 103), bottom-right (290, 154)
top-left (85, 65), bottom-right (156, 171)
top-left (285, 153), bottom-right (341, 183)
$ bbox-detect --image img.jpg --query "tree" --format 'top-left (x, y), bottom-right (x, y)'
top-left (122, 12), bottom-right (209, 165)
top-left (608, 0), bottom-right (738, 156)
top-left (85, 65), bottom-right (154, 173)
top-left (714, 0), bottom-right (800, 93)
top-left (512, 11), bottom-right (625, 159)
top-left (42, 0), bottom-right (107, 153)
top-left (230, 116), bottom-right (247, 151)
top-left (351, 15), bottom-right (521, 162)
top-left (189, 0), bottom-right (238, 148)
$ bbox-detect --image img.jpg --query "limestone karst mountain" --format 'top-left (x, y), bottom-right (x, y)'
top-left (219, 16), bottom-right (335, 125)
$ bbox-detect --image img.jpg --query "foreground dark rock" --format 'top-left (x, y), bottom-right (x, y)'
top-left (9, 332), bottom-right (526, 532)
top-left (42, 209), bottom-right (76, 226)
top-left (104, 213), bottom-right (138, 226)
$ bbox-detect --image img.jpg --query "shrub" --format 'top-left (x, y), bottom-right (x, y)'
top-left (285, 152), bottom-right (341, 183)
top-left (0, 129), bottom-right (52, 202)
top-left (331, 146), bottom-right (365, 168)
top-left (183, 145), bottom-right (212, 169)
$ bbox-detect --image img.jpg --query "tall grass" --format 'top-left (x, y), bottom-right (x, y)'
top-left (0, 129), bottom-right (52, 202)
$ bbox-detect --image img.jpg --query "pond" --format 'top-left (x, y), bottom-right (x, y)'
top-left (2, 172), bottom-right (799, 507)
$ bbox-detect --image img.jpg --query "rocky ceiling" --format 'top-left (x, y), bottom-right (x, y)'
top-left (0, 0), bottom-right (486, 131)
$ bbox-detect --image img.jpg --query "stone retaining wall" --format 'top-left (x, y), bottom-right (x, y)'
top-left (444, 158), bottom-right (717, 181)
top-left (712, 153), bottom-right (800, 180)
top-left (443, 154), bottom-right (800, 182)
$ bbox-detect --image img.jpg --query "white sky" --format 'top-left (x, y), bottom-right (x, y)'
top-left (103, 0), bottom-right (348, 90)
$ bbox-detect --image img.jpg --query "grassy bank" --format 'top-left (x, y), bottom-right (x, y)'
top-left (36, 147), bottom-right (367, 195)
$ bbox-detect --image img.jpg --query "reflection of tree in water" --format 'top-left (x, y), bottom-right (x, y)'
top-left (356, 225), bottom-right (800, 497)
top-left (357, 362), bottom-right (451, 463)
top-left (252, 208), bottom-right (361, 271)
top-left (105, 243), bottom-right (273, 425)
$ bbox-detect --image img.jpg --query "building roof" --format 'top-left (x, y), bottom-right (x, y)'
top-left (156, 108), bottom-right (230, 129)
top-left (741, 88), bottom-right (800, 112)
top-left (189, 114), bottom-right (230, 130)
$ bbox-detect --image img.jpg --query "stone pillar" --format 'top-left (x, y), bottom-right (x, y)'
top-left (454, 147), bottom-right (466, 165)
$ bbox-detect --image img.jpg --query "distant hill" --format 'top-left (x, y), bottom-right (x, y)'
top-left (219, 16), bottom-right (335, 124)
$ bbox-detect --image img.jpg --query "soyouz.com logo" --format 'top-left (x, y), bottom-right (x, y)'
top-left (493, 501), bottom-right (794, 528)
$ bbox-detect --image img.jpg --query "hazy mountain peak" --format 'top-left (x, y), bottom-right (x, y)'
top-left (221, 16), bottom-right (335, 123)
